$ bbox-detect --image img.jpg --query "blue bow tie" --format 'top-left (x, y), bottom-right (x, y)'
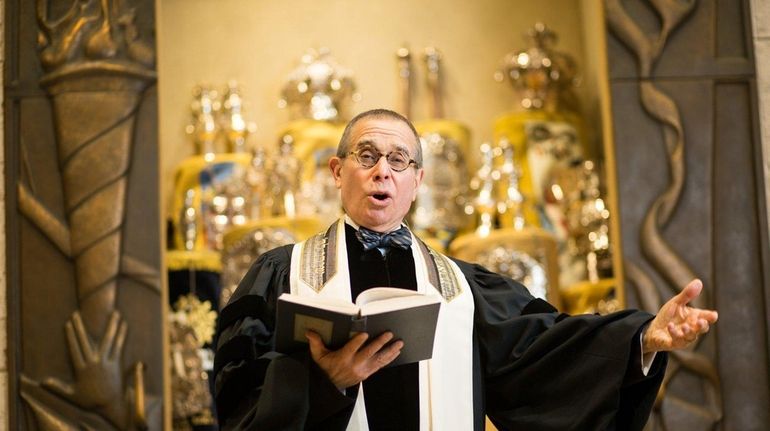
top-left (355, 225), bottom-right (412, 251)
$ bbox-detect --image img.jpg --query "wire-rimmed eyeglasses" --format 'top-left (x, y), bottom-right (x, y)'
top-left (346, 147), bottom-right (418, 172)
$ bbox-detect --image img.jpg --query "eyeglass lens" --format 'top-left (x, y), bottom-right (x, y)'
top-left (353, 148), bottom-right (411, 171)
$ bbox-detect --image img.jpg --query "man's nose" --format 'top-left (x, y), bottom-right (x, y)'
top-left (372, 155), bottom-right (391, 179)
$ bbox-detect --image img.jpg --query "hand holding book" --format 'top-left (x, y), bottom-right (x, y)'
top-left (275, 287), bottom-right (441, 366)
top-left (306, 330), bottom-right (404, 389)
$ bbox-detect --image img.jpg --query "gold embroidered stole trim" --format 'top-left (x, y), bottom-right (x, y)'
top-left (416, 238), bottom-right (462, 302)
top-left (299, 220), bottom-right (461, 300)
top-left (299, 222), bottom-right (338, 292)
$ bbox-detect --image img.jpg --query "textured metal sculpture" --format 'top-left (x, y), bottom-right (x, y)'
top-left (605, 0), bottom-right (722, 428)
top-left (495, 22), bottom-right (579, 113)
top-left (168, 295), bottom-right (217, 428)
top-left (409, 47), bottom-right (473, 244)
top-left (279, 48), bottom-right (357, 122)
top-left (396, 46), bottom-right (412, 119)
top-left (16, 0), bottom-right (161, 428)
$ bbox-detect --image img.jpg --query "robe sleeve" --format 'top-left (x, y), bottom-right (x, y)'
top-left (458, 260), bottom-right (667, 431)
top-left (213, 245), bottom-right (356, 431)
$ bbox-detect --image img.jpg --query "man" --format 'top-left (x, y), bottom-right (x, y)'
top-left (213, 109), bottom-right (717, 431)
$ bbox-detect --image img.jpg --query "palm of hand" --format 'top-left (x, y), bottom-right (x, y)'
top-left (64, 344), bottom-right (124, 407)
top-left (643, 279), bottom-right (718, 353)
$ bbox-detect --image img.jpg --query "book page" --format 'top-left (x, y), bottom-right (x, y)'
top-left (360, 293), bottom-right (441, 316)
top-left (278, 293), bottom-right (359, 315)
top-left (355, 287), bottom-right (420, 306)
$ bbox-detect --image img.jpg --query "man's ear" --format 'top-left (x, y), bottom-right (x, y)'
top-left (412, 168), bottom-right (425, 201)
top-left (329, 157), bottom-right (343, 188)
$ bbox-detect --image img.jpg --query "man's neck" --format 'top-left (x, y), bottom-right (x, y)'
top-left (344, 214), bottom-right (405, 233)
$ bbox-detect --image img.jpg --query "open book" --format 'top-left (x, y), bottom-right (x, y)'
top-left (275, 287), bottom-right (441, 366)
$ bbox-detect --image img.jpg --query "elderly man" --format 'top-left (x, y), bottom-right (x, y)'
top-left (213, 108), bottom-right (717, 431)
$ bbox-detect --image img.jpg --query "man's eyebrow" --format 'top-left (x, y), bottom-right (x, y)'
top-left (352, 140), bottom-right (411, 154)
top-left (393, 143), bottom-right (410, 153)
top-left (353, 139), bottom-right (377, 149)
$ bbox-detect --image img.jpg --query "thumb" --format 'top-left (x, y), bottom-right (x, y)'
top-left (42, 377), bottom-right (75, 399)
top-left (305, 331), bottom-right (329, 362)
top-left (673, 279), bottom-right (702, 306)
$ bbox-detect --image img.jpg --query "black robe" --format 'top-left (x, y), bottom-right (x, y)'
top-left (213, 238), bottom-right (666, 431)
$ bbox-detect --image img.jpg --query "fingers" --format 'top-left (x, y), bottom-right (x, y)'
top-left (667, 322), bottom-right (685, 339)
top-left (668, 313), bottom-right (713, 346)
top-left (358, 332), bottom-right (395, 360)
top-left (650, 280), bottom-right (718, 352)
top-left (668, 322), bottom-right (697, 344)
top-left (100, 311), bottom-right (120, 358)
top-left (372, 339), bottom-right (404, 368)
top-left (697, 309), bottom-right (719, 324)
top-left (310, 331), bottom-right (402, 366)
top-left (306, 331), bottom-right (393, 363)
top-left (691, 313), bottom-right (715, 334)
top-left (306, 330), bottom-right (337, 362)
top-left (72, 311), bottom-right (96, 362)
top-left (341, 332), bottom-right (371, 356)
top-left (110, 320), bottom-right (128, 361)
top-left (671, 280), bottom-right (718, 325)
top-left (697, 319), bottom-right (711, 334)
top-left (41, 377), bottom-right (75, 399)
top-left (65, 320), bottom-right (86, 369)
top-left (306, 331), bottom-right (406, 388)
top-left (360, 333), bottom-right (403, 372)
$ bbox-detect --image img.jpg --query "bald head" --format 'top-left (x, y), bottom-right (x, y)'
top-left (337, 108), bottom-right (423, 168)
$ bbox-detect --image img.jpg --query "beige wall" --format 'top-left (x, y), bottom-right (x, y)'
top-left (157, 0), bottom-right (596, 213)
top-left (752, 0), bottom-right (770, 231)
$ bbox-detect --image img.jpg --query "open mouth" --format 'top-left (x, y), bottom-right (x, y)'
top-left (370, 192), bottom-right (391, 202)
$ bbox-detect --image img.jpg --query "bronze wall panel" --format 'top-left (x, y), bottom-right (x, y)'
top-left (611, 80), bottom-right (715, 298)
top-left (5, 0), bottom-right (164, 429)
top-left (715, 0), bottom-right (749, 59)
top-left (6, 0), bottom-right (45, 91)
top-left (713, 82), bottom-right (770, 427)
top-left (19, 214), bottom-right (78, 379)
top-left (607, 0), bottom-right (770, 429)
top-left (608, 0), bottom-right (754, 79)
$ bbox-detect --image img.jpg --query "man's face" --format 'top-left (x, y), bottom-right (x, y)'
top-left (329, 117), bottom-right (424, 232)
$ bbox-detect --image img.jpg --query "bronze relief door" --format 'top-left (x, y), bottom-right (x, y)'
top-left (5, 0), bottom-right (164, 429)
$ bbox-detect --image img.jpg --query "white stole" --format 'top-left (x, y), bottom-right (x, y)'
top-left (289, 218), bottom-right (476, 430)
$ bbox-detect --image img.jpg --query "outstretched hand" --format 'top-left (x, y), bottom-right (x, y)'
top-left (643, 279), bottom-right (718, 353)
top-left (306, 331), bottom-right (403, 390)
top-left (42, 310), bottom-right (129, 428)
